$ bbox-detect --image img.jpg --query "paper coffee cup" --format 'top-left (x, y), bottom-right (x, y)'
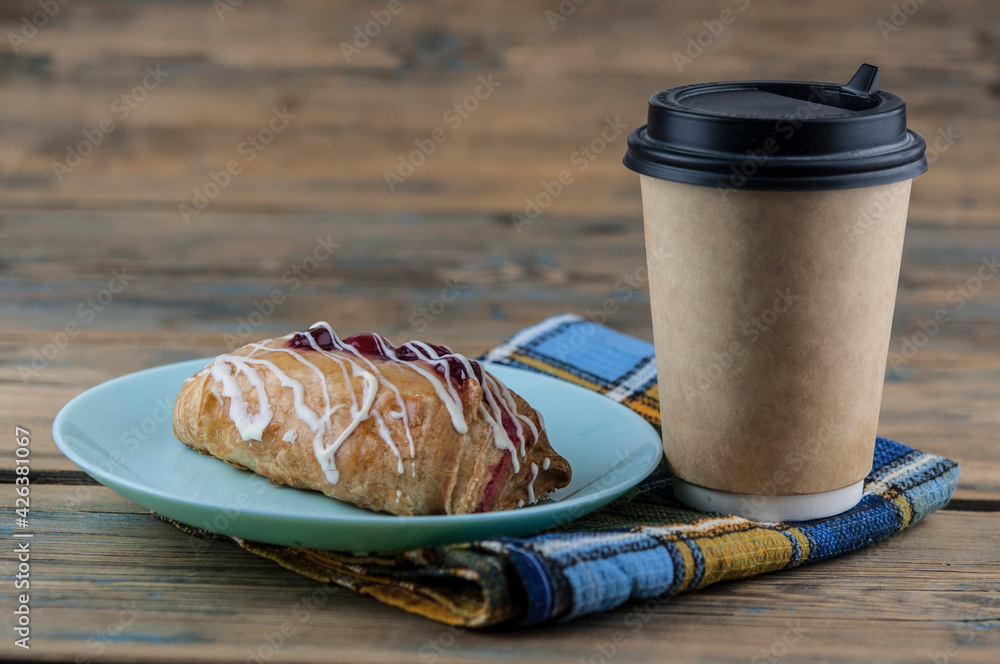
top-left (624, 65), bottom-right (928, 521)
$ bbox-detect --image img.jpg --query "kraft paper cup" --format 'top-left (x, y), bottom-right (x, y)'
top-left (624, 64), bottom-right (927, 521)
top-left (641, 177), bottom-right (912, 521)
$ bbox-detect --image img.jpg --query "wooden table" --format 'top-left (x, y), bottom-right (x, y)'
top-left (3, 1), bottom-right (999, 661)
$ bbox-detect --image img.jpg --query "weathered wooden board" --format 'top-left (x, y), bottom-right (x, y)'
top-left (0, 0), bottom-right (997, 222)
top-left (8, 486), bottom-right (998, 664)
top-left (2, 0), bottom-right (999, 661)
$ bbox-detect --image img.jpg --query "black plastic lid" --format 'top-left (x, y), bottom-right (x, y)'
top-left (623, 64), bottom-right (928, 191)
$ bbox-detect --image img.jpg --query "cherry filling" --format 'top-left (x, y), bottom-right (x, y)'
top-left (341, 332), bottom-right (382, 356)
top-left (287, 327), bottom-right (470, 389)
top-left (498, 407), bottom-right (521, 448)
top-left (288, 326), bottom-right (335, 351)
top-left (469, 364), bottom-right (518, 443)
top-left (474, 453), bottom-right (510, 513)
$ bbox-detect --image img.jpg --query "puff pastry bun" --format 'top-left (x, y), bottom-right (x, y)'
top-left (172, 323), bottom-right (572, 516)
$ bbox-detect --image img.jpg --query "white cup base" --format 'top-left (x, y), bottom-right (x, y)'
top-left (671, 477), bottom-right (865, 522)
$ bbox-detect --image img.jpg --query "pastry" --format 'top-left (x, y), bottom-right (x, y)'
top-left (172, 323), bottom-right (572, 516)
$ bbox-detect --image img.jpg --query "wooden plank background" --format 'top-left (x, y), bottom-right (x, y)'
top-left (1, 0), bottom-right (998, 662)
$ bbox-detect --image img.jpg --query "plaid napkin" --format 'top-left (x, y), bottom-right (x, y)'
top-left (169, 313), bottom-right (960, 627)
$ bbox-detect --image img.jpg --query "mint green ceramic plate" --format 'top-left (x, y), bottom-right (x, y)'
top-left (53, 359), bottom-right (662, 552)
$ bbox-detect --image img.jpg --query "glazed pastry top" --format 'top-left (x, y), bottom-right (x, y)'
top-left (190, 322), bottom-right (544, 489)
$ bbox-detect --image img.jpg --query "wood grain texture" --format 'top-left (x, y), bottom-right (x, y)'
top-left (0, 0), bottom-right (998, 222)
top-left (11, 486), bottom-right (1000, 664)
top-left (1, 0), bottom-right (999, 662)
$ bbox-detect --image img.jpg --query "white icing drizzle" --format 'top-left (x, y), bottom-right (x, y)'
top-left (517, 499), bottom-right (524, 508)
top-left (396, 490), bottom-right (402, 504)
top-left (314, 323), bottom-right (417, 475)
top-left (542, 457), bottom-right (551, 471)
top-left (326, 367), bottom-right (378, 460)
top-left (244, 338), bottom-right (384, 484)
top-left (240, 342), bottom-right (339, 482)
top-left (247, 342), bottom-right (333, 419)
top-left (372, 410), bottom-right (404, 475)
top-left (208, 322), bottom-right (538, 497)
top-left (478, 373), bottom-right (524, 456)
top-left (527, 462), bottom-right (539, 504)
top-left (422, 345), bottom-right (531, 467)
top-left (210, 355), bottom-right (274, 441)
top-left (487, 372), bottom-right (540, 458)
top-left (240, 355), bottom-right (328, 432)
top-left (478, 403), bottom-right (520, 474)
top-left (351, 333), bottom-right (469, 435)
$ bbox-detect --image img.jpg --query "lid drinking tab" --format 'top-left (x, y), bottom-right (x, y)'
top-left (841, 63), bottom-right (881, 98)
